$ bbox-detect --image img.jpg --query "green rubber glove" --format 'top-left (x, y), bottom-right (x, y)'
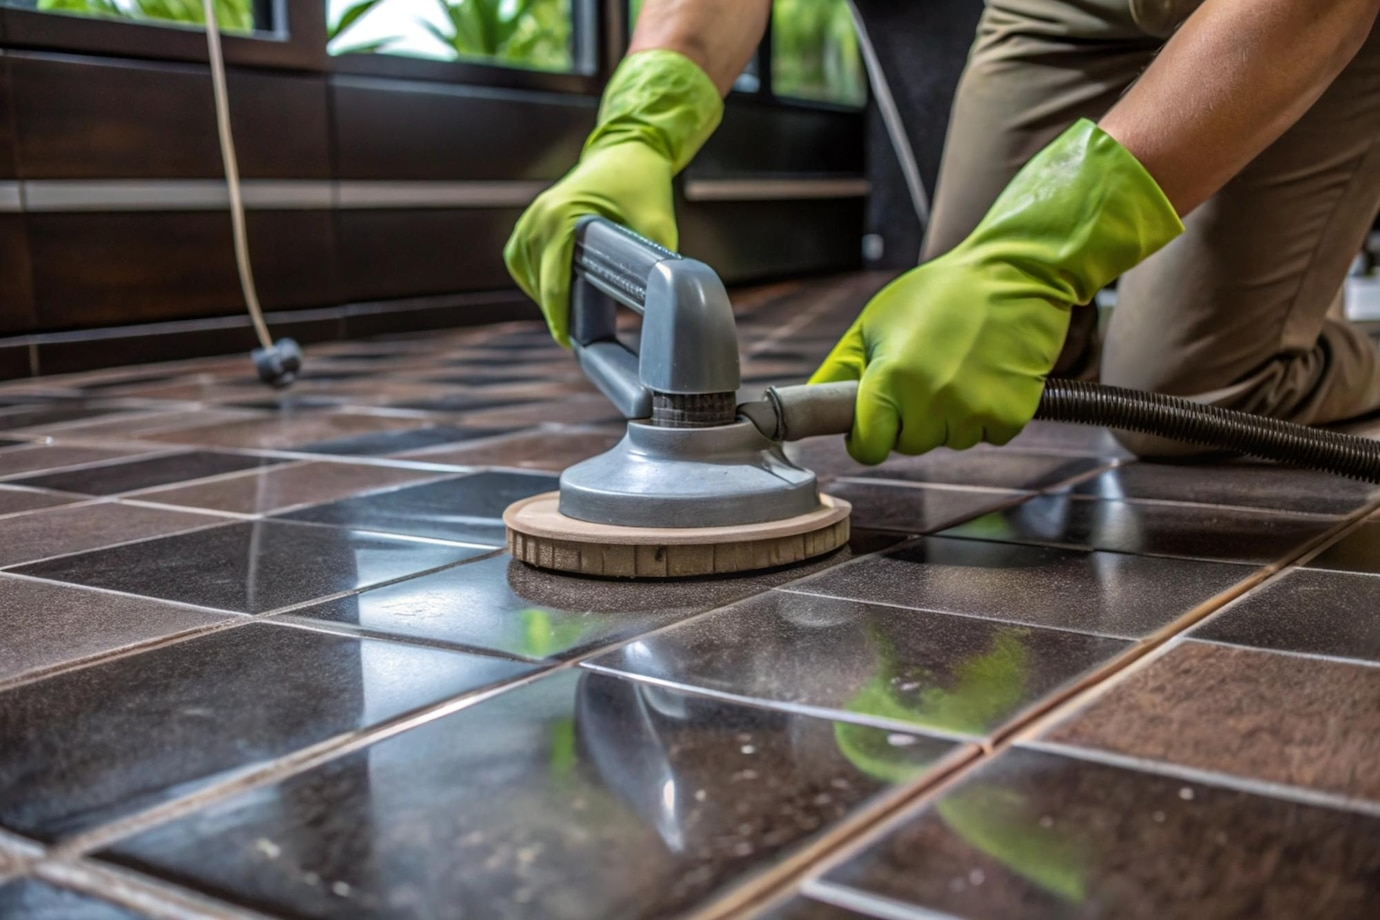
top-left (811, 119), bottom-right (1184, 464)
top-left (504, 50), bottom-right (723, 346)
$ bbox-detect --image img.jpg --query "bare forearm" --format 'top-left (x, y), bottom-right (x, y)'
top-left (1101, 0), bottom-right (1380, 215)
top-left (629, 0), bottom-right (771, 95)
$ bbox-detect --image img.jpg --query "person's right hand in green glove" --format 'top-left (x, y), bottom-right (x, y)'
top-left (811, 119), bottom-right (1184, 465)
top-left (504, 50), bottom-right (722, 347)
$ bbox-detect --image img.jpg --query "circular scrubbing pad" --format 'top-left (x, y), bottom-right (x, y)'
top-left (505, 492), bottom-right (851, 579)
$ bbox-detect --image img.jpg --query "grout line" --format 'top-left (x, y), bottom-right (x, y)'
top-left (262, 613), bottom-right (536, 666)
top-left (830, 476), bottom-right (1030, 498)
top-left (1021, 738), bottom-right (1380, 818)
top-left (578, 662), bottom-right (983, 745)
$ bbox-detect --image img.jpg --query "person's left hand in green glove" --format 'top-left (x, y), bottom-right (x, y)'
top-left (811, 119), bottom-right (1183, 465)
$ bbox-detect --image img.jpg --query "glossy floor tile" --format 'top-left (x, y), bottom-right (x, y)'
top-left (0, 502), bottom-right (221, 569)
top-left (277, 470), bottom-right (558, 546)
top-left (0, 404), bottom-right (130, 432)
top-left (1192, 568), bottom-right (1380, 663)
top-left (589, 591), bottom-right (1129, 739)
top-left (0, 445), bottom-right (154, 480)
top-left (752, 896), bottom-right (878, 919)
top-left (1304, 519), bottom-right (1380, 574)
top-left (1042, 639), bottom-right (1380, 802)
top-left (146, 412), bottom-right (428, 450)
top-left (0, 486), bottom-right (79, 516)
top-left (281, 534), bottom-right (894, 662)
top-left (294, 424), bottom-right (518, 456)
top-left (939, 494), bottom-right (1337, 564)
top-left (127, 462), bottom-right (447, 515)
top-left (821, 747), bottom-right (1380, 920)
top-left (10, 450), bottom-right (282, 496)
top-left (103, 669), bottom-right (962, 920)
top-left (0, 622), bottom-right (534, 840)
top-left (785, 536), bottom-right (1255, 639)
top-left (1064, 460), bottom-right (1380, 516)
top-left (0, 878), bottom-right (144, 919)
top-left (853, 449), bottom-right (1110, 492)
top-left (15, 520), bottom-right (490, 613)
top-left (0, 576), bottom-right (233, 683)
top-left (820, 480), bottom-right (1026, 536)
top-left (405, 427), bottom-right (623, 470)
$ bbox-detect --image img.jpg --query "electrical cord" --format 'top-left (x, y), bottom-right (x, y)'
top-left (202, 0), bottom-right (302, 386)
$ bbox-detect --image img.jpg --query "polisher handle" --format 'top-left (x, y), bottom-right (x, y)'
top-left (569, 217), bottom-right (741, 420)
top-left (761, 381), bottom-right (859, 440)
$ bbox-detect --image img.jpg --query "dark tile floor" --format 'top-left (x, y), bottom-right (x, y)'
top-left (0, 272), bottom-right (1376, 918)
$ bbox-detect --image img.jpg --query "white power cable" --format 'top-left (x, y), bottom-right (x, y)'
top-left (846, 0), bottom-right (931, 261)
top-left (202, 0), bottom-right (273, 351)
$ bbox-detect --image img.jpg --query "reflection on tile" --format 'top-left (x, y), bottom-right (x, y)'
top-left (786, 536), bottom-right (1254, 639)
top-left (12, 451), bottom-right (281, 496)
top-left (283, 540), bottom-right (889, 661)
top-left (0, 879), bottom-right (143, 919)
top-left (1004, 420), bottom-right (1132, 458)
top-left (16, 521), bottom-right (488, 613)
top-left (295, 425), bottom-right (518, 457)
top-left (0, 445), bottom-right (153, 480)
top-left (1064, 461), bottom-right (1380, 516)
top-left (130, 463), bottom-right (447, 515)
top-left (147, 413), bottom-right (426, 450)
top-left (463, 395), bottom-right (624, 427)
top-left (0, 404), bottom-right (128, 432)
top-left (1306, 520), bottom-right (1380, 574)
top-left (824, 747), bottom-right (1380, 920)
top-left (855, 450), bottom-right (1109, 492)
top-left (940, 494), bottom-right (1335, 564)
top-left (0, 503), bottom-right (219, 569)
top-left (1043, 640), bottom-right (1380, 801)
top-left (0, 576), bottom-right (233, 682)
top-left (1193, 568), bottom-right (1380, 663)
top-left (278, 471), bottom-right (558, 546)
top-left (105, 670), bottom-right (959, 920)
top-left (0, 486), bottom-right (79, 516)
top-left (823, 480), bottom-right (1025, 535)
top-left (404, 429), bottom-right (622, 470)
top-left (590, 592), bottom-right (1128, 738)
top-left (0, 622), bottom-right (534, 840)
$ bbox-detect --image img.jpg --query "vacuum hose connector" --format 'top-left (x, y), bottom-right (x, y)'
top-left (758, 379), bottom-right (1380, 484)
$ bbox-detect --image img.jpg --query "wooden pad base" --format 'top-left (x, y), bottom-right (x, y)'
top-left (504, 492), bottom-right (851, 578)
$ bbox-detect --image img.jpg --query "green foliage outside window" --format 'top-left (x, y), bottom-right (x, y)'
top-left (772, 0), bottom-right (865, 107)
top-left (32, 0), bottom-right (256, 33)
top-left (424, 0), bottom-right (572, 71)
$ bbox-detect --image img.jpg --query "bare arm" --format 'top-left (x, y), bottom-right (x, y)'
top-left (628, 0), bottom-right (772, 95)
top-left (1101, 0), bottom-right (1380, 215)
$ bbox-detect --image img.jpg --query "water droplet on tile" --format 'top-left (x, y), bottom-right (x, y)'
top-left (254, 838), bottom-right (280, 859)
top-left (969, 869), bottom-right (985, 886)
top-left (332, 881), bottom-right (351, 897)
top-left (1179, 786), bottom-right (1195, 801)
top-left (887, 733), bottom-right (919, 746)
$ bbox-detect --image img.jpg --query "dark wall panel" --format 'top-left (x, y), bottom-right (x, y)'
top-left (0, 53), bottom-right (14, 177)
top-left (335, 208), bottom-right (522, 301)
top-left (9, 52), bottom-right (330, 179)
top-left (332, 76), bottom-right (596, 181)
top-left (27, 210), bottom-right (337, 328)
top-left (691, 101), bottom-right (865, 178)
top-left (678, 198), bottom-right (864, 284)
top-left (0, 215), bottom-right (36, 334)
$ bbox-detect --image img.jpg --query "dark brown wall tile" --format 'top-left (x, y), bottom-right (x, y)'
top-left (679, 198), bottom-right (864, 283)
top-left (28, 210), bottom-right (337, 327)
top-left (1045, 639), bottom-right (1380, 801)
top-left (335, 208), bottom-right (520, 301)
top-left (692, 101), bottom-right (865, 177)
top-left (0, 53), bottom-right (15, 178)
top-left (10, 52), bottom-right (330, 179)
top-left (0, 214), bottom-right (35, 334)
top-left (332, 76), bottom-right (595, 181)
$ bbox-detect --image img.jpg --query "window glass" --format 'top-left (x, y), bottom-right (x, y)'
top-left (8, 0), bottom-right (258, 33)
top-left (772, 0), bottom-right (865, 107)
top-left (328, 0), bottom-right (575, 72)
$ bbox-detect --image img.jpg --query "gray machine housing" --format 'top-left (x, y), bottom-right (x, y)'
top-left (560, 218), bottom-right (823, 529)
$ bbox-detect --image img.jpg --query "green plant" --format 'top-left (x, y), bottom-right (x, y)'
top-left (424, 0), bottom-right (572, 71)
top-left (36, 0), bottom-right (255, 33)
top-left (772, 0), bottom-right (865, 106)
top-left (327, 0), bottom-right (394, 55)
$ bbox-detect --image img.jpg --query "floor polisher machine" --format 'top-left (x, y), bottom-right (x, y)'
top-left (505, 217), bottom-right (1380, 579)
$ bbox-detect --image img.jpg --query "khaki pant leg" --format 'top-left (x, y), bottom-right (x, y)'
top-left (922, 0), bottom-right (1160, 375)
top-left (1103, 24), bottom-right (1380, 456)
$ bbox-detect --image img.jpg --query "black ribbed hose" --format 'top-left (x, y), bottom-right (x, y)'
top-left (1037, 379), bottom-right (1380, 483)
